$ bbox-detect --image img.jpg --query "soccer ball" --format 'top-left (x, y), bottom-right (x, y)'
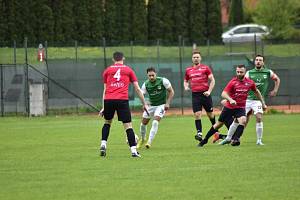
top-left (126, 134), bottom-right (139, 145)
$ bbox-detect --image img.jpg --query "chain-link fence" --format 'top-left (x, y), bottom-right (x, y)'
top-left (1, 38), bottom-right (300, 116)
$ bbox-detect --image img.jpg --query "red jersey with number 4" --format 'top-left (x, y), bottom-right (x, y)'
top-left (224, 77), bottom-right (257, 109)
top-left (103, 63), bottom-right (138, 100)
top-left (185, 64), bottom-right (212, 92)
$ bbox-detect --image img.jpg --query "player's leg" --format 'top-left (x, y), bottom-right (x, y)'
top-left (100, 100), bottom-right (115, 157)
top-left (192, 93), bottom-right (203, 141)
top-left (138, 107), bottom-right (152, 148)
top-left (231, 109), bottom-right (247, 146)
top-left (198, 121), bottom-right (224, 147)
top-left (253, 101), bottom-right (264, 145)
top-left (146, 105), bottom-right (165, 148)
top-left (117, 100), bottom-right (140, 157)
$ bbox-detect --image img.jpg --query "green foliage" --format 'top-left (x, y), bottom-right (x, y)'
top-left (130, 0), bottom-right (147, 41)
top-left (254, 0), bottom-right (299, 39)
top-left (189, 0), bottom-right (206, 43)
top-left (205, 0), bottom-right (222, 43)
top-left (0, 115), bottom-right (300, 199)
top-left (87, 0), bottom-right (104, 44)
top-left (147, 0), bottom-right (164, 40)
top-left (229, 0), bottom-right (244, 26)
top-left (73, 0), bottom-right (90, 43)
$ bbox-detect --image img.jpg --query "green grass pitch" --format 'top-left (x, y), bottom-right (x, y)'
top-left (0, 114), bottom-right (299, 200)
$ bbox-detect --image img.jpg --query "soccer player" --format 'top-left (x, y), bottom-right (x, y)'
top-left (99, 51), bottom-right (148, 158)
top-left (199, 64), bottom-right (267, 147)
top-left (223, 55), bottom-right (281, 145)
top-left (184, 50), bottom-right (224, 142)
top-left (137, 67), bottom-right (174, 149)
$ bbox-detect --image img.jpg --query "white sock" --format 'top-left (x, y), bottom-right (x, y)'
top-left (148, 120), bottom-right (159, 144)
top-left (140, 123), bottom-right (147, 140)
top-left (226, 122), bottom-right (239, 140)
top-left (256, 122), bottom-right (263, 141)
top-left (130, 146), bottom-right (137, 154)
top-left (101, 140), bottom-right (107, 148)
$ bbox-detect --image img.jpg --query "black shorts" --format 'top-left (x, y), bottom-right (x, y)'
top-left (192, 92), bottom-right (213, 113)
top-left (218, 107), bottom-right (245, 123)
top-left (103, 100), bottom-right (131, 123)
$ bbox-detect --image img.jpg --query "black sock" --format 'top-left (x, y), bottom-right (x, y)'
top-left (232, 125), bottom-right (245, 140)
top-left (204, 126), bottom-right (218, 141)
top-left (101, 124), bottom-right (111, 141)
top-left (209, 116), bottom-right (216, 125)
top-left (219, 134), bottom-right (227, 139)
top-left (224, 118), bottom-right (234, 129)
top-left (195, 119), bottom-right (202, 133)
top-left (126, 128), bottom-right (136, 147)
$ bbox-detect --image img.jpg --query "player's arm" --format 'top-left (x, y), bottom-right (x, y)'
top-left (183, 79), bottom-right (190, 91)
top-left (254, 89), bottom-right (267, 110)
top-left (133, 81), bottom-right (149, 112)
top-left (165, 86), bottom-right (174, 110)
top-left (99, 83), bottom-right (106, 116)
top-left (204, 74), bottom-right (215, 96)
top-left (269, 72), bottom-right (280, 97)
top-left (221, 90), bottom-right (236, 105)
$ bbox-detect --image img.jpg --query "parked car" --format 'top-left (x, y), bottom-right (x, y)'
top-left (222, 24), bottom-right (270, 43)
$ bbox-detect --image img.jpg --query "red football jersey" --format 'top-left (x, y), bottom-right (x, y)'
top-left (184, 64), bottom-right (212, 92)
top-left (223, 77), bottom-right (257, 109)
top-left (103, 63), bottom-right (138, 100)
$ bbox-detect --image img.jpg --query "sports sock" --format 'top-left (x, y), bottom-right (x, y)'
top-left (225, 122), bottom-right (239, 140)
top-left (140, 123), bottom-right (147, 140)
top-left (195, 119), bottom-right (202, 134)
top-left (126, 128), bottom-right (136, 147)
top-left (148, 120), bottom-right (159, 144)
top-left (209, 116), bottom-right (216, 125)
top-left (256, 122), bottom-right (263, 140)
top-left (100, 140), bottom-right (107, 148)
top-left (101, 123), bottom-right (111, 141)
top-left (232, 125), bottom-right (245, 140)
top-left (204, 126), bottom-right (218, 141)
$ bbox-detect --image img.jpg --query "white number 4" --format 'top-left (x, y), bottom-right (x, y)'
top-left (113, 69), bottom-right (121, 81)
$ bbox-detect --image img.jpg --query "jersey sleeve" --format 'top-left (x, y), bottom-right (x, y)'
top-left (250, 80), bottom-right (257, 91)
top-left (129, 68), bottom-right (138, 82)
top-left (141, 82), bottom-right (147, 94)
top-left (223, 79), bottom-right (233, 93)
top-left (184, 69), bottom-right (189, 81)
top-left (269, 69), bottom-right (277, 80)
top-left (206, 66), bottom-right (212, 76)
top-left (245, 71), bottom-right (249, 78)
top-left (102, 69), bottom-right (108, 83)
top-left (162, 78), bottom-right (171, 89)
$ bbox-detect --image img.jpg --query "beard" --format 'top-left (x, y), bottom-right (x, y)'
top-left (237, 74), bottom-right (245, 80)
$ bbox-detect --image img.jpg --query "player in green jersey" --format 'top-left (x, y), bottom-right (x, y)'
top-left (220, 55), bottom-right (280, 145)
top-left (137, 67), bottom-right (174, 149)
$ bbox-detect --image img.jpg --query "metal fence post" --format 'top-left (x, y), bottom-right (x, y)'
top-left (157, 39), bottom-right (160, 68)
top-left (102, 37), bottom-right (107, 68)
top-left (24, 37), bottom-right (30, 117)
top-left (130, 40), bottom-right (133, 63)
top-left (0, 64), bottom-right (4, 117)
top-left (75, 40), bottom-right (78, 63)
top-left (45, 41), bottom-right (48, 61)
top-left (13, 40), bottom-right (17, 65)
top-left (178, 35), bottom-right (184, 115)
top-left (254, 34), bottom-right (257, 55)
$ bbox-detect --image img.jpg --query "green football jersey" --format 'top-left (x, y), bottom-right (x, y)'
top-left (246, 67), bottom-right (274, 100)
top-left (142, 77), bottom-right (170, 106)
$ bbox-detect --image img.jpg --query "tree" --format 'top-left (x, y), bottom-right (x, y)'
top-left (254, 0), bottom-right (299, 39)
top-left (130, 0), bottom-right (147, 41)
top-left (188, 0), bottom-right (206, 44)
top-left (73, 0), bottom-right (90, 43)
top-left (171, 0), bottom-right (189, 42)
top-left (229, 0), bottom-right (244, 26)
top-left (205, 0), bottom-right (222, 43)
top-left (147, 0), bottom-right (164, 41)
top-left (87, 0), bottom-right (104, 44)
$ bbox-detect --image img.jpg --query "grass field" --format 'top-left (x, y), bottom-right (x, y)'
top-left (0, 114), bottom-right (299, 200)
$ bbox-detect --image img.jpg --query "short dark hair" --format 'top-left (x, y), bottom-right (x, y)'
top-left (236, 64), bottom-right (246, 69)
top-left (192, 49), bottom-right (201, 55)
top-left (113, 52), bottom-right (124, 61)
top-left (255, 54), bottom-right (264, 61)
top-left (146, 67), bottom-right (156, 73)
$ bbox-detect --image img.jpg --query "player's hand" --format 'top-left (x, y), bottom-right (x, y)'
top-left (184, 86), bottom-right (190, 91)
top-left (99, 108), bottom-right (104, 117)
top-left (143, 104), bottom-right (150, 116)
top-left (203, 91), bottom-right (210, 97)
top-left (220, 99), bottom-right (227, 106)
top-left (262, 104), bottom-right (267, 111)
top-left (229, 99), bottom-right (237, 105)
top-left (164, 103), bottom-right (170, 111)
top-left (269, 90), bottom-right (277, 97)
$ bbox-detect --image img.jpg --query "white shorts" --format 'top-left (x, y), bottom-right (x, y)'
top-left (245, 100), bottom-right (263, 115)
top-left (142, 104), bottom-right (166, 119)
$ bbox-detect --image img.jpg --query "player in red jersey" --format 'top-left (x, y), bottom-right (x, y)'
top-left (199, 64), bottom-right (267, 147)
top-left (99, 52), bottom-right (148, 158)
top-left (184, 50), bottom-right (226, 142)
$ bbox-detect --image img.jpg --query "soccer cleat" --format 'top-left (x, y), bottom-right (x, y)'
top-left (137, 139), bottom-right (146, 149)
top-left (194, 133), bottom-right (203, 142)
top-left (231, 140), bottom-right (240, 146)
top-left (218, 139), bottom-right (231, 145)
top-left (198, 139), bottom-right (208, 147)
top-left (256, 140), bottom-right (265, 145)
top-left (212, 132), bottom-right (220, 143)
top-left (131, 152), bottom-right (141, 158)
top-left (145, 143), bottom-right (151, 149)
top-left (100, 145), bottom-right (106, 157)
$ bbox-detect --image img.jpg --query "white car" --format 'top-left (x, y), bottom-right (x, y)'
top-left (222, 24), bottom-right (270, 43)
